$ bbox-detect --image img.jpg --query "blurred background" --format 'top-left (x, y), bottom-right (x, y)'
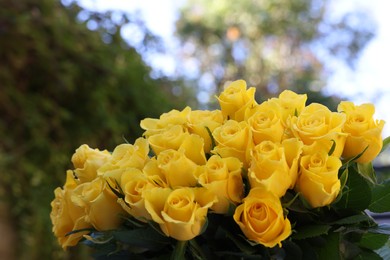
top-left (0, 0), bottom-right (389, 259)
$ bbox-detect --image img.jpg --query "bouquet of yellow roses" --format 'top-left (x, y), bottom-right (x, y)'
top-left (51, 80), bottom-right (390, 259)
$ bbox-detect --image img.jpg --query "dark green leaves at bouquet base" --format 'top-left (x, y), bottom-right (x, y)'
top-left (334, 167), bottom-right (371, 211)
top-left (368, 180), bottom-right (390, 213)
top-left (292, 225), bottom-right (331, 240)
top-left (112, 227), bottom-right (171, 251)
top-left (359, 233), bottom-right (389, 250)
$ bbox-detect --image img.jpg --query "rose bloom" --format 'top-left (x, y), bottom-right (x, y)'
top-left (290, 103), bottom-right (347, 157)
top-left (157, 149), bottom-right (203, 188)
top-left (248, 139), bottom-right (303, 197)
top-left (71, 177), bottom-right (125, 231)
top-left (50, 171), bottom-right (91, 249)
top-left (338, 101), bottom-right (385, 163)
top-left (143, 187), bottom-right (217, 241)
top-left (296, 145), bottom-right (341, 208)
top-left (212, 120), bottom-right (253, 167)
top-left (148, 125), bottom-right (206, 165)
top-left (98, 138), bottom-right (150, 175)
top-left (119, 168), bottom-right (156, 221)
top-left (233, 187), bottom-right (291, 248)
top-left (246, 101), bottom-right (285, 144)
top-left (216, 79), bottom-right (257, 121)
top-left (187, 109), bottom-right (224, 153)
top-left (71, 144), bottom-right (111, 183)
top-left (198, 155), bottom-right (244, 214)
top-left (268, 90), bottom-right (307, 126)
top-left (143, 157), bottom-right (169, 188)
top-left (140, 106), bottom-right (191, 137)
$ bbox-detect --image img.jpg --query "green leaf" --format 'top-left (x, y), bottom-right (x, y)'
top-left (83, 232), bottom-right (114, 244)
top-left (292, 225), bottom-right (331, 240)
top-left (355, 250), bottom-right (383, 260)
top-left (317, 232), bottom-right (341, 260)
top-left (330, 214), bottom-right (372, 225)
top-left (65, 227), bottom-right (94, 237)
top-left (369, 181), bottom-right (390, 213)
top-left (335, 167), bottom-right (371, 211)
top-left (283, 240), bottom-right (303, 260)
top-left (217, 227), bottom-right (258, 255)
top-left (113, 227), bottom-right (170, 250)
top-left (188, 239), bottom-right (207, 260)
top-left (328, 139), bottom-right (336, 156)
top-left (359, 233), bottom-right (389, 250)
top-left (332, 168), bottom-right (349, 205)
top-left (380, 136), bottom-right (390, 154)
top-left (343, 146), bottom-right (369, 165)
top-left (357, 162), bottom-right (376, 184)
top-left (282, 191), bottom-right (301, 208)
top-left (205, 126), bottom-right (216, 151)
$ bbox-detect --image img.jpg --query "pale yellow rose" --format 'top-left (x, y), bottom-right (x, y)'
top-left (290, 103), bottom-right (347, 157)
top-left (71, 144), bottom-right (111, 183)
top-left (99, 138), bottom-right (150, 174)
top-left (212, 120), bottom-right (253, 167)
top-left (148, 125), bottom-right (207, 165)
top-left (269, 90), bottom-right (307, 125)
top-left (50, 171), bottom-right (91, 249)
top-left (217, 80), bottom-right (257, 121)
top-left (198, 155), bottom-right (244, 213)
top-left (71, 177), bottom-right (125, 231)
top-left (143, 187), bottom-right (217, 241)
top-left (248, 139), bottom-right (303, 197)
top-left (233, 187), bottom-right (291, 248)
top-left (143, 157), bottom-right (169, 188)
top-left (140, 106), bottom-right (191, 137)
top-left (148, 125), bottom-right (188, 155)
top-left (157, 149), bottom-right (202, 188)
top-left (296, 148), bottom-right (341, 208)
top-left (246, 101), bottom-right (284, 144)
top-left (187, 109), bottom-right (224, 153)
top-left (338, 101), bottom-right (385, 163)
top-left (119, 168), bottom-right (156, 221)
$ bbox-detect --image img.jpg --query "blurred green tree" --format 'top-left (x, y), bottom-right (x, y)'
top-left (0, 0), bottom-right (183, 259)
top-left (175, 0), bottom-right (375, 109)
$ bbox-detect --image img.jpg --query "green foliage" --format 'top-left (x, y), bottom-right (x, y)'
top-left (175, 0), bottom-right (375, 108)
top-left (76, 154), bottom-right (390, 259)
top-left (0, 0), bottom-right (182, 258)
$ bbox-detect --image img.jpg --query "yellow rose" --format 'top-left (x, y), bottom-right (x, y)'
top-left (198, 155), bottom-right (244, 213)
top-left (143, 187), bottom-right (216, 241)
top-left (217, 80), bottom-right (257, 121)
top-left (71, 144), bottom-right (111, 183)
top-left (233, 187), bottom-right (291, 248)
top-left (143, 157), bottom-right (169, 188)
top-left (147, 125), bottom-right (187, 155)
top-left (119, 168), bottom-right (156, 221)
top-left (187, 109), bottom-right (224, 153)
top-left (157, 149), bottom-right (202, 188)
top-left (296, 148), bottom-right (341, 208)
top-left (338, 101), bottom-right (385, 163)
top-left (148, 125), bottom-right (207, 165)
top-left (269, 90), bottom-right (307, 125)
top-left (96, 138), bottom-right (150, 193)
top-left (50, 171), bottom-right (91, 249)
top-left (246, 101), bottom-right (284, 144)
top-left (212, 120), bottom-right (253, 167)
top-left (72, 177), bottom-right (125, 231)
top-left (291, 103), bottom-right (347, 157)
top-left (248, 139), bottom-right (303, 197)
top-left (140, 106), bottom-right (191, 137)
